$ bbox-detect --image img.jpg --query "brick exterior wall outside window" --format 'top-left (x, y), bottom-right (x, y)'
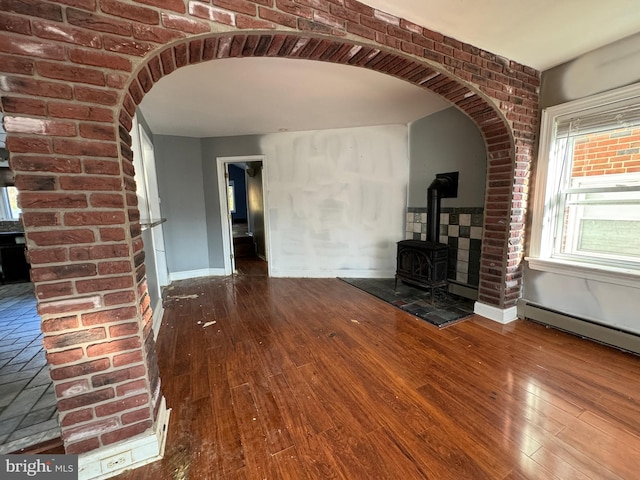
top-left (572, 127), bottom-right (640, 177)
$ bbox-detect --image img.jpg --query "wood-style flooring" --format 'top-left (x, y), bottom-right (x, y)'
top-left (115, 275), bottom-right (640, 479)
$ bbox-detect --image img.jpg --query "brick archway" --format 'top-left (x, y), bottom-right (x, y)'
top-left (0, 0), bottom-right (538, 462)
top-left (121, 32), bottom-right (524, 310)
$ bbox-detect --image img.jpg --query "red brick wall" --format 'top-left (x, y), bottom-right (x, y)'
top-left (572, 127), bottom-right (640, 177)
top-left (0, 0), bottom-right (539, 455)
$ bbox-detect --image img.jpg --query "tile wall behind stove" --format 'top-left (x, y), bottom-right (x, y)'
top-left (405, 207), bottom-right (483, 287)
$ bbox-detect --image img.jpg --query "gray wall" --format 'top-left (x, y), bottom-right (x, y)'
top-left (201, 135), bottom-right (262, 269)
top-left (540, 32), bottom-right (640, 109)
top-left (524, 36), bottom-right (640, 336)
top-left (408, 107), bottom-right (486, 209)
top-left (154, 135), bottom-right (210, 273)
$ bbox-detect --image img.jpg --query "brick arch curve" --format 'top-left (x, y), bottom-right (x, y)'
top-left (119, 32), bottom-right (517, 309)
top-left (0, 0), bottom-right (537, 459)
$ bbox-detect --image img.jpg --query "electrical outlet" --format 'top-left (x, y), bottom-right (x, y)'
top-left (100, 450), bottom-right (133, 473)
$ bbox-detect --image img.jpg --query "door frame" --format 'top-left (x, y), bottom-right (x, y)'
top-left (138, 127), bottom-right (170, 288)
top-left (131, 115), bottom-right (170, 339)
top-left (216, 155), bottom-right (270, 275)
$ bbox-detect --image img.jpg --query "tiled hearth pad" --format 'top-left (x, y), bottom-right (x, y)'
top-left (341, 277), bottom-right (474, 328)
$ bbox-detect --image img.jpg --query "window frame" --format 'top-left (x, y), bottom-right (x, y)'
top-left (527, 82), bottom-right (640, 287)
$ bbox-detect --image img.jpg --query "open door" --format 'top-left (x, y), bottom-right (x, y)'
top-left (131, 116), bottom-right (169, 336)
top-left (138, 128), bottom-right (169, 288)
top-left (217, 155), bottom-right (268, 275)
top-left (224, 161), bottom-right (237, 273)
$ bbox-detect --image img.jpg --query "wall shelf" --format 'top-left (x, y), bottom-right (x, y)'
top-left (141, 218), bottom-right (166, 231)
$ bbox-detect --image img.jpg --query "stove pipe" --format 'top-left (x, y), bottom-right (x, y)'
top-left (426, 178), bottom-right (444, 242)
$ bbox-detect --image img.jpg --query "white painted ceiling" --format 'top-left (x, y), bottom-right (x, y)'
top-left (139, 58), bottom-right (452, 138)
top-left (140, 0), bottom-right (640, 139)
top-left (362, 0), bottom-right (640, 72)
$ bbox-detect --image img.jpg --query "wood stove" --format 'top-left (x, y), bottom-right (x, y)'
top-left (395, 172), bottom-right (458, 296)
top-left (395, 240), bottom-right (448, 296)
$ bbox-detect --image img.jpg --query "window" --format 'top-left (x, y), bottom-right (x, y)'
top-left (528, 83), bottom-right (640, 282)
top-left (0, 186), bottom-right (21, 220)
top-left (227, 180), bottom-right (236, 214)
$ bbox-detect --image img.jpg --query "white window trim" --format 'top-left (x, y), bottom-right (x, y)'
top-left (526, 82), bottom-right (640, 287)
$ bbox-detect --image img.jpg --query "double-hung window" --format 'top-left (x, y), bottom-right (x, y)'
top-left (528, 83), bottom-right (640, 283)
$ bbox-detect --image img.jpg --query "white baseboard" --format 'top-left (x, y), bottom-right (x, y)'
top-left (152, 298), bottom-right (164, 342)
top-left (168, 268), bottom-right (226, 282)
top-left (78, 397), bottom-right (171, 480)
top-left (474, 302), bottom-right (518, 324)
top-left (270, 269), bottom-right (397, 278)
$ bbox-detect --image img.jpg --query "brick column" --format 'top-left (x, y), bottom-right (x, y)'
top-left (6, 118), bottom-right (161, 454)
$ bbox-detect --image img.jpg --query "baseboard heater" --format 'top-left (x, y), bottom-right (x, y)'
top-left (518, 300), bottom-right (640, 356)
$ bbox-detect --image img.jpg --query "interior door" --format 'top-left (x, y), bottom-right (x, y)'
top-left (138, 128), bottom-right (169, 287)
top-left (223, 163), bottom-right (236, 273)
top-left (131, 117), bottom-right (170, 297)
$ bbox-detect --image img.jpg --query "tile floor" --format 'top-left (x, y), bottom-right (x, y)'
top-left (340, 277), bottom-right (475, 327)
top-left (0, 282), bottom-right (60, 454)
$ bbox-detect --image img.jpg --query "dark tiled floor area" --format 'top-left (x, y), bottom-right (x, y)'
top-left (340, 277), bottom-right (475, 327)
top-left (0, 282), bottom-right (60, 454)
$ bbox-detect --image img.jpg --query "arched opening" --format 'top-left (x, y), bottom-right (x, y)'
top-left (120, 33), bottom-right (515, 307)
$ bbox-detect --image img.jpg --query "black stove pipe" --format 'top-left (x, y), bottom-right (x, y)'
top-left (427, 176), bottom-right (451, 243)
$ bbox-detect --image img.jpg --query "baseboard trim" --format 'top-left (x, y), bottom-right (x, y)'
top-left (474, 302), bottom-right (518, 324)
top-left (519, 300), bottom-right (640, 355)
top-left (270, 269), bottom-right (397, 278)
top-left (78, 397), bottom-right (171, 480)
top-left (152, 298), bottom-right (164, 342)
top-left (168, 268), bottom-right (226, 282)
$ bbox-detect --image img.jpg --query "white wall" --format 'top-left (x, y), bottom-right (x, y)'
top-left (259, 126), bottom-right (408, 278)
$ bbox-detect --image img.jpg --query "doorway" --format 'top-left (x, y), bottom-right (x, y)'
top-left (217, 155), bottom-right (269, 276)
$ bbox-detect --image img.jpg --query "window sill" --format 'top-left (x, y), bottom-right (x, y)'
top-left (525, 256), bottom-right (640, 288)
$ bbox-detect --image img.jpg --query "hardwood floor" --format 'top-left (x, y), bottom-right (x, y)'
top-left (234, 256), bottom-right (268, 277)
top-left (116, 276), bottom-right (640, 479)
